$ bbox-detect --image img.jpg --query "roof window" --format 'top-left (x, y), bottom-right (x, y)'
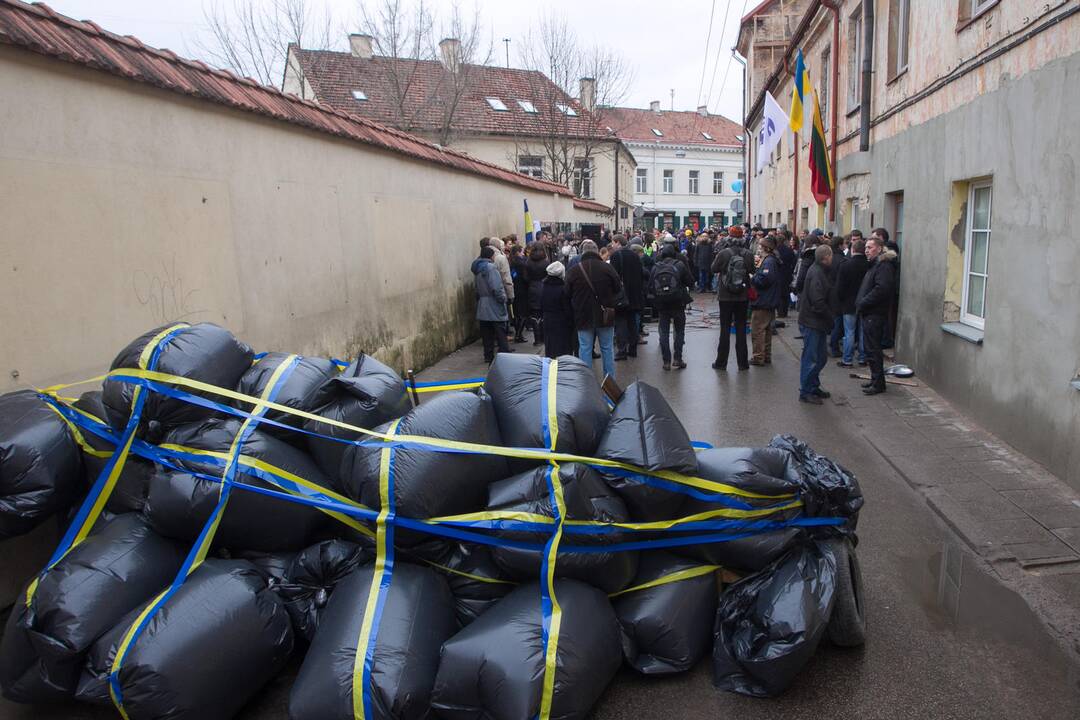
top-left (556, 103), bottom-right (578, 117)
top-left (651, 128), bottom-right (664, 137)
top-left (485, 97), bottom-right (509, 111)
top-left (517, 100), bottom-right (538, 113)
top-left (701, 131), bottom-right (713, 140)
top-left (351, 90), bottom-right (368, 101)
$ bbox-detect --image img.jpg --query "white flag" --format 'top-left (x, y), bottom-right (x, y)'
top-left (755, 91), bottom-right (790, 174)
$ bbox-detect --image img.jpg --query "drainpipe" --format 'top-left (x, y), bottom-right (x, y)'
top-left (860, 0), bottom-right (874, 152)
top-left (822, 0), bottom-right (841, 222)
top-left (614, 141), bottom-right (620, 231)
top-left (785, 54), bottom-right (799, 235)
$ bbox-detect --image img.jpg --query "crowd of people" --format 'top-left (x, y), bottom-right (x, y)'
top-left (471, 221), bottom-right (900, 402)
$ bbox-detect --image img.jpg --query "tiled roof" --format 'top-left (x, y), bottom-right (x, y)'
top-left (602, 106), bottom-right (743, 148)
top-left (572, 198), bottom-right (611, 214)
top-left (291, 47), bottom-right (612, 141)
top-left (0, 0), bottom-right (572, 197)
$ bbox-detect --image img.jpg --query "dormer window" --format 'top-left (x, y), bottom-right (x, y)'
top-left (351, 90), bottom-right (367, 101)
top-left (651, 128), bottom-right (664, 137)
top-left (556, 103), bottom-right (578, 116)
top-left (701, 131), bottom-right (713, 140)
top-left (517, 100), bottom-right (538, 113)
top-left (485, 97), bottom-right (509, 111)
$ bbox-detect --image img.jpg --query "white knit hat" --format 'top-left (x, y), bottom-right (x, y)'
top-left (546, 261), bottom-right (565, 278)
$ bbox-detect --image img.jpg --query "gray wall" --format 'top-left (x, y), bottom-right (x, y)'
top-left (866, 51), bottom-right (1080, 489)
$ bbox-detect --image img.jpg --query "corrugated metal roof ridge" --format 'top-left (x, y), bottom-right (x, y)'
top-left (0, 0), bottom-right (572, 197)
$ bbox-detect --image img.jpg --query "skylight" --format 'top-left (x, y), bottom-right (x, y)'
top-left (701, 131), bottom-right (714, 140)
top-left (351, 90), bottom-right (367, 101)
top-left (517, 100), bottom-right (538, 113)
top-left (485, 97), bottom-right (509, 111)
top-left (556, 103), bottom-right (578, 117)
top-left (651, 128), bottom-right (664, 137)
top-left (735, 134), bottom-right (745, 142)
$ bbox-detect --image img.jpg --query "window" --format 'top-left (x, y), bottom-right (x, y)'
top-left (518, 156), bottom-right (543, 178)
top-left (635, 168), bottom-right (648, 194)
top-left (556, 103), bottom-right (578, 116)
top-left (517, 99), bottom-right (538, 113)
top-left (958, 0), bottom-right (999, 28)
top-left (895, 199), bottom-right (904, 247)
top-left (713, 171), bottom-right (723, 194)
top-left (701, 131), bottom-right (714, 141)
top-left (847, 9), bottom-right (862, 110)
top-left (888, 0), bottom-right (911, 78)
top-left (800, 207), bottom-right (809, 230)
top-left (688, 170), bottom-right (699, 194)
top-left (573, 158), bottom-right (593, 199)
top-left (820, 48), bottom-right (830, 124)
top-left (961, 182), bottom-right (992, 328)
top-left (651, 128), bottom-right (664, 137)
top-left (776, 134), bottom-right (782, 161)
top-left (663, 169), bottom-right (674, 193)
top-left (351, 90), bottom-right (368, 101)
top-left (485, 97), bottom-right (508, 111)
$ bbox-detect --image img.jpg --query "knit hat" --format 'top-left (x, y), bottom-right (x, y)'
top-left (546, 261), bottom-right (565, 278)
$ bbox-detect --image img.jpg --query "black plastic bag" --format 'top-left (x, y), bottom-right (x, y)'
top-left (487, 463), bottom-right (638, 594)
top-left (431, 579), bottom-right (622, 720)
top-left (341, 390), bottom-right (507, 527)
top-left (76, 558), bottom-right (294, 719)
top-left (613, 552), bottom-right (719, 675)
top-left (484, 354), bottom-right (610, 465)
top-left (289, 561), bottom-right (456, 720)
top-left (712, 539), bottom-right (839, 697)
top-left (432, 542), bottom-right (515, 627)
top-left (279, 539), bottom-right (371, 641)
top-left (676, 447), bottom-right (804, 572)
top-left (304, 354), bottom-right (411, 483)
top-left (0, 513), bottom-right (185, 703)
top-left (234, 353), bottom-right (338, 439)
top-left (0, 390), bottom-right (84, 539)
top-left (770, 434), bottom-right (863, 532)
top-left (594, 382), bottom-right (698, 521)
top-left (72, 391), bottom-right (154, 515)
top-left (101, 323), bottom-right (253, 440)
top-left (142, 419), bottom-right (331, 551)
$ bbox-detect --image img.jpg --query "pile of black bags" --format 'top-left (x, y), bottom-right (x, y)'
top-left (0, 327), bottom-right (865, 719)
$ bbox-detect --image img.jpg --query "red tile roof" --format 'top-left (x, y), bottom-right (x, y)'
top-left (291, 47), bottom-right (613, 141)
top-left (602, 106), bottom-right (743, 148)
top-left (0, 0), bottom-right (573, 197)
top-left (572, 198), bottom-right (611, 214)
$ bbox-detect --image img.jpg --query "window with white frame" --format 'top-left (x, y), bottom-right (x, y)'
top-left (895, 199), bottom-right (904, 247)
top-left (485, 97), bottom-right (508, 111)
top-left (847, 9), bottom-right (862, 110)
top-left (891, 0), bottom-right (911, 76)
top-left (572, 158), bottom-right (593, 198)
top-left (518, 155), bottom-right (543, 178)
top-left (688, 170), bottom-right (700, 194)
top-left (516, 99), bottom-right (538, 113)
top-left (713, 171), bottom-right (723, 194)
top-left (635, 168), bottom-right (648, 194)
top-left (972, 0), bottom-right (996, 16)
top-left (961, 181), bottom-right (992, 328)
top-left (820, 48), bottom-right (830, 124)
top-left (663, 169), bottom-right (674, 193)
top-left (351, 89), bottom-right (368, 101)
top-left (556, 103), bottom-right (578, 117)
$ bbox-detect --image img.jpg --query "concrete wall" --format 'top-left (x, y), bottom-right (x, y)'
top-left (866, 50), bottom-right (1080, 490)
top-left (0, 45), bottom-right (578, 393)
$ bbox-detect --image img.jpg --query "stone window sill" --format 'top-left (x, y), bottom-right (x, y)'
top-left (941, 322), bottom-right (984, 345)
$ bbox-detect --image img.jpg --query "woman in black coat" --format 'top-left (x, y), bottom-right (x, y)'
top-left (540, 262), bottom-right (575, 359)
top-left (509, 245), bottom-right (530, 343)
top-left (525, 243), bottom-right (550, 344)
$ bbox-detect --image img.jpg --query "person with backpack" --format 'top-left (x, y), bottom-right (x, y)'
top-left (566, 239), bottom-right (623, 379)
top-left (650, 243), bottom-right (694, 370)
top-left (710, 226), bottom-right (756, 370)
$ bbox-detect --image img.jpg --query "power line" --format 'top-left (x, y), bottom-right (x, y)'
top-left (710, 0), bottom-right (750, 114)
top-left (695, 0), bottom-right (718, 108)
top-left (704, 0), bottom-right (736, 110)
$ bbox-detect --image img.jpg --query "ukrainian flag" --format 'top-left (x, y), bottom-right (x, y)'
top-left (524, 199), bottom-right (534, 244)
top-left (789, 49), bottom-right (812, 134)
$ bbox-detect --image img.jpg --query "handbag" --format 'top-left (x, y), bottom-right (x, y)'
top-left (581, 264), bottom-right (617, 326)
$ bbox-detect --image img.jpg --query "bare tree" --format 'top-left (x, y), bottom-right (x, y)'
top-left (192, 0), bottom-right (336, 95)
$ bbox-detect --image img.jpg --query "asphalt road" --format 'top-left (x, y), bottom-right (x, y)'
top-left (3, 295), bottom-right (1078, 720)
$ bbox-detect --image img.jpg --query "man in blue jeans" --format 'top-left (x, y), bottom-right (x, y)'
top-left (565, 239), bottom-right (622, 379)
top-left (797, 245), bottom-right (835, 404)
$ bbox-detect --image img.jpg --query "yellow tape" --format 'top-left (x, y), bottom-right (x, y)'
top-left (413, 382), bottom-right (484, 393)
top-left (539, 359), bottom-right (563, 720)
top-left (418, 558), bottom-right (517, 586)
top-left (608, 565), bottom-right (720, 598)
top-left (43, 403), bottom-right (113, 459)
top-left (108, 589), bottom-right (169, 719)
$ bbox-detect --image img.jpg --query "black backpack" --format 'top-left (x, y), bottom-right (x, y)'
top-left (723, 251), bottom-right (748, 293)
top-left (651, 261), bottom-right (682, 302)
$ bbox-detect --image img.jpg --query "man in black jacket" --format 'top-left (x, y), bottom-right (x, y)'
top-left (798, 245), bottom-right (835, 404)
top-left (856, 236), bottom-right (899, 394)
top-left (835, 238), bottom-right (869, 367)
top-left (775, 231), bottom-right (796, 318)
top-left (710, 227), bottom-right (755, 370)
top-left (609, 235), bottom-right (646, 360)
top-left (650, 244), bottom-right (694, 370)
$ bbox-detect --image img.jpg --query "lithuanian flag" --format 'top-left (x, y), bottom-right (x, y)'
top-left (808, 86), bottom-right (834, 204)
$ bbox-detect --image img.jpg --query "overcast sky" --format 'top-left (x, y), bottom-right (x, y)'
top-left (43, 0), bottom-right (749, 121)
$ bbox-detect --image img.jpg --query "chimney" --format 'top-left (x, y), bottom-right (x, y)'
top-left (349, 33), bottom-right (373, 59)
top-left (649, 100), bottom-right (660, 113)
top-left (697, 105), bottom-right (708, 117)
top-left (439, 37), bottom-right (462, 73)
top-left (579, 77), bottom-right (596, 112)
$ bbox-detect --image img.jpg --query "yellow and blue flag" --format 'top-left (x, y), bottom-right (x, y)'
top-left (789, 49), bottom-right (812, 134)
top-left (524, 199), bottom-right (534, 244)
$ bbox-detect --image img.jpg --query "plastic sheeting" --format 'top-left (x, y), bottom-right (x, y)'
top-left (76, 559), bottom-right (294, 719)
top-left (614, 552), bottom-right (719, 675)
top-left (72, 391), bottom-right (153, 515)
top-left (304, 354), bottom-right (411, 483)
top-left (0, 390), bottom-right (83, 539)
top-left (770, 434), bottom-right (864, 533)
top-left (101, 323), bottom-right (253, 439)
top-left (289, 562), bottom-right (456, 720)
top-left (0, 514), bottom-right (185, 703)
top-left (488, 463), bottom-right (638, 594)
top-left (342, 390), bottom-right (507, 525)
top-left (594, 382), bottom-right (698, 521)
top-left (279, 540), bottom-right (371, 641)
top-left (484, 355), bottom-right (610, 465)
top-left (431, 579), bottom-right (623, 720)
top-left (234, 353), bottom-right (338, 438)
top-left (142, 419), bottom-right (331, 551)
top-left (712, 540), bottom-right (839, 698)
top-left (434, 542), bottom-right (515, 627)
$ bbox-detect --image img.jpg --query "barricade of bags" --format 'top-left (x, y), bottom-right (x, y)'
top-left (0, 322), bottom-right (866, 719)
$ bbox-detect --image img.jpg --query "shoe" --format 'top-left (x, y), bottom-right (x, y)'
top-left (862, 386), bottom-right (886, 396)
top-left (711, 360), bottom-right (725, 370)
top-left (614, 353), bottom-right (627, 361)
top-left (502, 348), bottom-right (516, 353)
top-left (640, 331), bottom-right (650, 337)
top-left (812, 389), bottom-right (831, 399)
top-left (764, 359), bottom-right (772, 365)
top-left (514, 336), bottom-right (527, 344)
top-left (738, 365), bottom-right (750, 371)
top-left (774, 320), bottom-right (787, 328)
top-left (799, 394), bottom-right (824, 405)
top-left (858, 360), bottom-right (868, 367)
top-left (749, 360), bottom-right (765, 366)
top-left (637, 338), bottom-right (648, 345)
top-left (663, 362), bottom-right (671, 371)
top-left (837, 361), bottom-right (854, 368)
top-left (772, 329), bottom-right (779, 336)
top-left (592, 351), bottom-right (601, 359)
top-left (673, 360), bottom-right (687, 369)
top-left (860, 381), bottom-right (874, 388)
top-left (794, 334), bottom-right (804, 340)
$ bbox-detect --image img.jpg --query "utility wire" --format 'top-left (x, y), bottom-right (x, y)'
top-left (710, 0), bottom-right (750, 114)
top-left (696, 0), bottom-right (719, 108)
top-left (704, 0), bottom-right (736, 110)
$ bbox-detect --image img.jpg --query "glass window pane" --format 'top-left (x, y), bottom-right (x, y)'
top-left (966, 275), bottom-right (986, 318)
top-left (968, 231), bottom-right (989, 274)
top-left (973, 186), bottom-right (991, 230)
